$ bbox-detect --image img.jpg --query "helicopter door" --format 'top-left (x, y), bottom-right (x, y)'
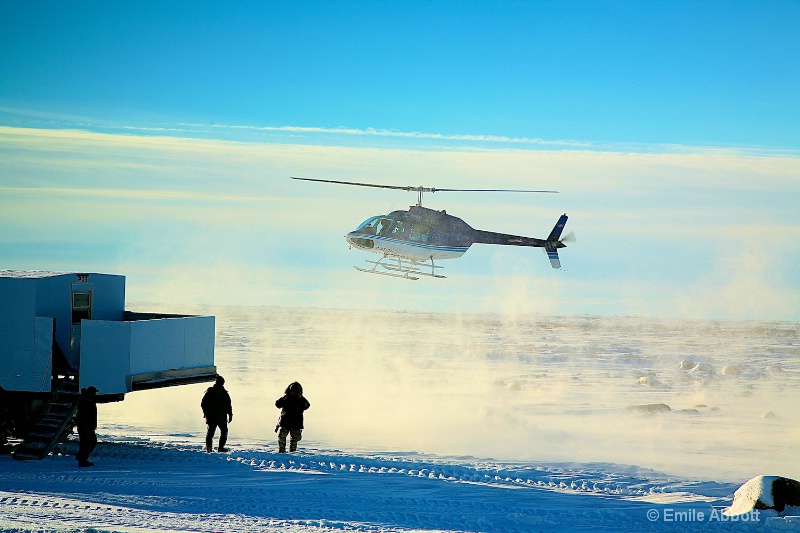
top-left (69, 283), bottom-right (93, 368)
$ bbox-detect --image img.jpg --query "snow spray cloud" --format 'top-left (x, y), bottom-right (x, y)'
top-left (104, 306), bottom-right (800, 482)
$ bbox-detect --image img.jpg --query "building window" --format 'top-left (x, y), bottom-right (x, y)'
top-left (72, 291), bottom-right (92, 324)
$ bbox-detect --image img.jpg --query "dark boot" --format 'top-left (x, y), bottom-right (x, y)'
top-left (218, 435), bottom-right (228, 452)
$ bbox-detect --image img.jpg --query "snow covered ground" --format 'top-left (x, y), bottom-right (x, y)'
top-left (2, 307), bottom-right (798, 532)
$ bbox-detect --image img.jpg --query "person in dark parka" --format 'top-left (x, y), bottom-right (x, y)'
top-left (201, 376), bottom-right (233, 452)
top-left (275, 381), bottom-right (310, 453)
top-left (75, 386), bottom-right (99, 467)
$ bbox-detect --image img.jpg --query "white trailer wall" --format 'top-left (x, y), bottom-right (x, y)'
top-left (76, 320), bottom-right (132, 394)
top-left (0, 275), bottom-right (56, 391)
top-left (0, 317), bottom-right (54, 392)
top-left (79, 316), bottom-right (215, 395)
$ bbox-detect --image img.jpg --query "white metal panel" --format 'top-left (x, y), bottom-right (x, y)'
top-left (72, 316), bottom-right (216, 395)
top-left (33, 317), bottom-right (54, 385)
top-left (75, 274), bottom-right (125, 321)
top-left (0, 278), bottom-right (36, 352)
top-left (0, 350), bottom-right (34, 391)
top-left (35, 274), bottom-right (75, 364)
top-left (129, 318), bottom-right (185, 375)
top-left (0, 317), bottom-right (53, 392)
top-left (128, 316), bottom-right (215, 375)
top-left (183, 316), bottom-right (215, 369)
top-left (79, 320), bottom-right (132, 395)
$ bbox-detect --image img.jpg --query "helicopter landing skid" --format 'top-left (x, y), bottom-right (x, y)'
top-left (355, 255), bottom-right (446, 280)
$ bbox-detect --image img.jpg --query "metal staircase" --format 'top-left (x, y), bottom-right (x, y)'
top-left (12, 377), bottom-right (80, 461)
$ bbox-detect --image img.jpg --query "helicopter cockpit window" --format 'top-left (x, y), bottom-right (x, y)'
top-left (376, 218), bottom-right (393, 236)
top-left (391, 220), bottom-right (406, 237)
top-left (409, 222), bottom-right (430, 243)
top-left (357, 216), bottom-right (394, 237)
top-left (356, 216), bottom-right (379, 233)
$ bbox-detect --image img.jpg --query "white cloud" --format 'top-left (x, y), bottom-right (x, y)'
top-left (1, 126), bottom-right (798, 320)
top-left (0, 186), bottom-right (272, 203)
top-left (176, 122), bottom-right (594, 148)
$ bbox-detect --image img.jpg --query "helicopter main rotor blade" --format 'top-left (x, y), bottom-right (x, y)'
top-left (291, 177), bottom-right (426, 192)
top-left (431, 188), bottom-right (559, 194)
top-left (290, 177), bottom-right (558, 194)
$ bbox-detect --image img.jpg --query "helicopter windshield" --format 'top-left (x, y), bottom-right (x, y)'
top-left (357, 215), bottom-right (394, 236)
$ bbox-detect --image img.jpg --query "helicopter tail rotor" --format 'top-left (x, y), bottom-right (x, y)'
top-left (543, 214), bottom-right (570, 270)
top-left (560, 231), bottom-right (576, 244)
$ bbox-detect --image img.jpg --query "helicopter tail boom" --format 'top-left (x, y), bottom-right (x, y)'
top-left (471, 214), bottom-right (568, 269)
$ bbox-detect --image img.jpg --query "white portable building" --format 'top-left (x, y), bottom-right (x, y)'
top-left (0, 270), bottom-right (216, 396)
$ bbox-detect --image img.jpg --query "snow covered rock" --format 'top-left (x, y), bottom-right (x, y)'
top-left (721, 365), bottom-right (741, 376)
top-left (679, 360), bottom-right (715, 374)
top-left (626, 403), bottom-right (671, 413)
top-left (725, 475), bottom-right (800, 516)
top-left (637, 376), bottom-right (663, 387)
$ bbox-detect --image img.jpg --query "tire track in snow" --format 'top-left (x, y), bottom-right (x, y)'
top-left (0, 492), bottom-right (397, 533)
top-left (1, 440), bottom-right (741, 533)
top-left (16, 438), bottom-right (721, 502)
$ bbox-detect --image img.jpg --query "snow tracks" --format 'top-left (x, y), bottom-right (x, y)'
top-left (0, 438), bottom-right (777, 532)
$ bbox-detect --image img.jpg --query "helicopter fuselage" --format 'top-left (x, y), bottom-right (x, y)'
top-left (345, 205), bottom-right (566, 263)
top-left (346, 206), bottom-right (471, 261)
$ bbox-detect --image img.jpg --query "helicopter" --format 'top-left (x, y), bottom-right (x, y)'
top-left (291, 177), bottom-right (572, 280)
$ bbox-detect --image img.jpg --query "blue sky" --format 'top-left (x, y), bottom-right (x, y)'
top-left (1, 1), bottom-right (798, 320)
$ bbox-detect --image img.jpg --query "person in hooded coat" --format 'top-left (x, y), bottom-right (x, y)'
top-left (275, 381), bottom-right (310, 453)
top-left (75, 386), bottom-right (99, 467)
top-left (201, 375), bottom-right (233, 452)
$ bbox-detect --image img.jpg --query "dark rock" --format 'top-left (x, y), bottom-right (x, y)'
top-left (726, 475), bottom-right (800, 516)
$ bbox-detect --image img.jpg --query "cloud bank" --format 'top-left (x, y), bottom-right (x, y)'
top-left (1, 125), bottom-right (798, 321)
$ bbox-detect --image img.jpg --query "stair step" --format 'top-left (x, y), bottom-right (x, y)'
top-left (35, 419), bottom-right (68, 427)
top-left (38, 420), bottom-right (65, 428)
top-left (28, 431), bottom-right (59, 439)
top-left (17, 441), bottom-right (47, 449)
top-left (13, 394), bottom-right (79, 460)
top-left (39, 420), bottom-right (69, 428)
top-left (41, 413), bottom-right (70, 420)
